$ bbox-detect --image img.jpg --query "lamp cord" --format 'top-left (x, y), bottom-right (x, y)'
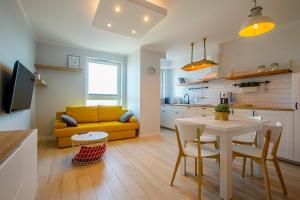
top-left (203, 38), bottom-right (207, 59)
top-left (191, 43), bottom-right (194, 63)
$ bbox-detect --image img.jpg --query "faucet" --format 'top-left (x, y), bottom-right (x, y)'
top-left (184, 93), bottom-right (190, 104)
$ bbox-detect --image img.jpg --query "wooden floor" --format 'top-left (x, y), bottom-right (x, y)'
top-left (36, 129), bottom-right (300, 200)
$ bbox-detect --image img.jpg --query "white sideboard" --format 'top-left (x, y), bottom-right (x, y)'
top-left (0, 129), bottom-right (37, 200)
top-left (160, 105), bottom-right (298, 162)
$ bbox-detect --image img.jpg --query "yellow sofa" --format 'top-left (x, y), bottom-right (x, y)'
top-left (54, 105), bottom-right (139, 148)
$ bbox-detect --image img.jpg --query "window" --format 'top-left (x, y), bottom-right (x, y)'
top-left (86, 59), bottom-right (121, 106)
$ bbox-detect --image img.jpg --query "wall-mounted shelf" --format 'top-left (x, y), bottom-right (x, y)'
top-left (225, 69), bottom-right (292, 80)
top-left (177, 80), bottom-right (208, 86)
top-left (35, 64), bottom-right (83, 72)
top-left (35, 79), bottom-right (47, 87)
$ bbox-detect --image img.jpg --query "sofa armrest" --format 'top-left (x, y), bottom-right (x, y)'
top-left (55, 120), bottom-right (67, 129)
top-left (129, 116), bottom-right (138, 123)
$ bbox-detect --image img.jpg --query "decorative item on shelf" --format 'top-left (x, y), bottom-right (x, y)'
top-left (181, 38), bottom-right (218, 72)
top-left (270, 63), bottom-right (279, 71)
top-left (178, 77), bottom-right (185, 84)
top-left (34, 72), bottom-right (40, 80)
top-left (239, 0), bottom-right (276, 37)
top-left (215, 104), bottom-right (230, 121)
top-left (146, 66), bottom-right (156, 74)
top-left (68, 55), bottom-right (80, 69)
top-left (257, 65), bottom-right (266, 72)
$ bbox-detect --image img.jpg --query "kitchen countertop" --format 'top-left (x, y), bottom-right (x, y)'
top-left (161, 104), bottom-right (294, 111)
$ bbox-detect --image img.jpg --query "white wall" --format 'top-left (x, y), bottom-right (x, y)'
top-left (221, 19), bottom-right (300, 75)
top-left (140, 48), bottom-right (164, 134)
top-left (127, 47), bottom-right (165, 135)
top-left (35, 42), bottom-right (127, 137)
top-left (0, 0), bottom-right (36, 131)
top-left (127, 49), bottom-right (141, 119)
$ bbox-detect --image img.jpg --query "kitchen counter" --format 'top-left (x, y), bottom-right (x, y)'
top-left (161, 104), bottom-right (294, 111)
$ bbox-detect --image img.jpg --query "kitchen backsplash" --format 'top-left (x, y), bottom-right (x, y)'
top-left (184, 73), bottom-right (292, 108)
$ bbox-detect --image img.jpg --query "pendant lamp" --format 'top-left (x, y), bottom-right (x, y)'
top-left (239, 0), bottom-right (275, 37)
top-left (181, 38), bottom-right (218, 72)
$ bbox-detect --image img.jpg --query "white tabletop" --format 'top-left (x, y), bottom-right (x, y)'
top-left (71, 132), bottom-right (108, 142)
top-left (176, 116), bottom-right (267, 136)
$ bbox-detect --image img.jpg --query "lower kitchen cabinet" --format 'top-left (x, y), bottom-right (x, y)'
top-left (255, 110), bottom-right (294, 160)
top-left (231, 108), bottom-right (294, 160)
top-left (160, 107), bottom-right (184, 129)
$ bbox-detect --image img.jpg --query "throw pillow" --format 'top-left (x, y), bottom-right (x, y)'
top-left (119, 112), bottom-right (133, 123)
top-left (61, 114), bottom-right (78, 127)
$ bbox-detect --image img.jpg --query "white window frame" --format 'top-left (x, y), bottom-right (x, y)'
top-left (86, 58), bottom-right (122, 105)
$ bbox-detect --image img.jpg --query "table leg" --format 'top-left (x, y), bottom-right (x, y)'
top-left (219, 135), bottom-right (232, 200)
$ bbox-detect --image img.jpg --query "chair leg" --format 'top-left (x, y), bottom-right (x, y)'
top-left (199, 158), bottom-right (203, 175)
top-left (273, 158), bottom-right (287, 195)
top-left (250, 158), bottom-right (254, 176)
top-left (242, 157), bottom-right (246, 177)
top-left (184, 157), bottom-right (187, 176)
top-left (170, 154), bottom-right (181, 186)
top-left (197, 157), bottom-right (202, 200)
top-left (214, 141), bottom-right (218, 149)
top-left (195, 158), bottom-right (197, 176)
top-left (261, 161), bottom-right (272, 200)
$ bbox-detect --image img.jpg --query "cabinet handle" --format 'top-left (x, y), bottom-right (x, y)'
top-left (252, 110), bottom-right (255, 116)
top-left (296, 102), bottom-right (298, 110)
top-left (231, 110), bottom-right (234, 115)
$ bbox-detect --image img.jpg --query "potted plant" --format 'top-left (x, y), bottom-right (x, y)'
top-left (215, 104), bottom-right (230, 121)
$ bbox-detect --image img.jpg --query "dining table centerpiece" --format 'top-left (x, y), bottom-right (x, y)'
top-left (215, 104), bottom-right (230, 121)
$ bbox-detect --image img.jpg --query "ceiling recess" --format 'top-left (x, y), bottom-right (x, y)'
top-left (93, 0), bottom-right (167, 38)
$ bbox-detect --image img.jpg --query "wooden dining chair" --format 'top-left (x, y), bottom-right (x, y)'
top-left (200, 135), bottom-right (218, 148)
top-left (170, 120), bottom-right (220, 200)
top-left (232, 116), bottom-right (262, 176)
top-left (233, 122), bottom-right (287, 200)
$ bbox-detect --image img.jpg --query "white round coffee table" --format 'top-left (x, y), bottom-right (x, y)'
top-left (71, 132), bottom-right (108, 165)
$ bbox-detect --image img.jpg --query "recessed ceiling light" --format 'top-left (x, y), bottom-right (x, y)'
top-left (144, 16), bottom-right (149, 22)
top-left (115, 6), bottom-right (121, 13)
top-left (132, 30), bottom-right (136, 34)
top-left (107, 23), bottom-right (112, 27)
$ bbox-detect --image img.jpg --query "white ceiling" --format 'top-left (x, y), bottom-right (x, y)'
top-left (19, 0), bottom-right (300, 55)
top-left (93, 0), bottom-right (167, 38)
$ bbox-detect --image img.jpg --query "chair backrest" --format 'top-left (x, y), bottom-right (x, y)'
top-left (175, 119), bottom-right (206, 153)
top-left (261, 122), bottom-right (283, 158)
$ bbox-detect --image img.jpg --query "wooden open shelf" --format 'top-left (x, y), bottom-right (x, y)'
top-left (225, 69), bottom-right (292, 80)
top-left (35, 79), bottom-right (47, 87)
top-left (177, 77), bottom-right (223, 86)
top-left (35, 64), bottom-right (83, 72)
top-left (177, 80), bottom-right (208, 86)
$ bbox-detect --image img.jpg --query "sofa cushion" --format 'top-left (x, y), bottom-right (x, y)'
top-left (119, 112), bottom-right (133, 123)
top-left (54, 121), bottom-right (138, 137)
top-left (61, 114), bottom-right (78, 127)
top-left (66, 106), bottom-right (98, 123)
top-left (97, 106), bottom-right (123, 122)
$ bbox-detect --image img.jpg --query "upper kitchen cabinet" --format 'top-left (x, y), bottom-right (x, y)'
top-left (292, 72), bottom-right (300, 162)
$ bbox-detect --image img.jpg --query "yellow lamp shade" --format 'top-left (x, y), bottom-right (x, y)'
top-left (239, 15), bottom-right (275, 37)
top-left (181, 59), bottom-right (218, 72)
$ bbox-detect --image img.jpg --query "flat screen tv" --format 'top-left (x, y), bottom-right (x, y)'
top-left (5, 61), bottom-right (35, 113)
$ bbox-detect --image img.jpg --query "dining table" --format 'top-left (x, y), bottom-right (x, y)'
top-left (175, 116), bottom-right (268, 200)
